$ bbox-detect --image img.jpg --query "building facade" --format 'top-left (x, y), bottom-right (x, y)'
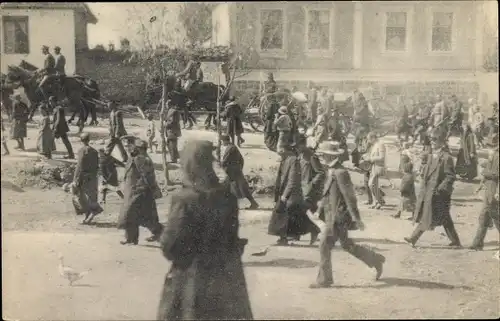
top-left (212, 1), bottom-right (497, 104)
top-left (0, 2), bottom-right (97, 75)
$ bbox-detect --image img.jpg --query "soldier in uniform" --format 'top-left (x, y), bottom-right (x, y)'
top-left (54, 46), bottom-right (66, 88)
top-left (37, 45), bottom-right (56, 97)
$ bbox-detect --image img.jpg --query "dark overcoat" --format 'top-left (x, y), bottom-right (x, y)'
top-left (52, 105), bottom-right (70, 138)
top-left (36, 115), bottom-right (53, 156)
top-left (299, 148), bottom-right (325, 210)
top-left (268, 153), bottom-right (313, 237)
top-left (157, 140), bottom-right (253, 320)
top-left (109, 110), bottom-right (127, 138)
top-left (10, 101), bottom-right (29, 139)
top-left (164, 108), bottom-right (181, 139)
top-left (413, 150), bottom-right (456, 230)
top-left (222, 144), bottom-right (248, 199)
top-left (456, 126), bottom-right (478, 180)
top-left (99, 154), bottom-right (124, 187)
top-left (117, 154), bottom-right (160, 229)
top-left (72, 145), bottom-right (103, 215)
top-left (224, 102), bottom-right (244, 137)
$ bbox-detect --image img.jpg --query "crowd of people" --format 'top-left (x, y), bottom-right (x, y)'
top-left (1, 63), bottom-right (499, 319)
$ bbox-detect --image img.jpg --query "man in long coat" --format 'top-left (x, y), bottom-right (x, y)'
top-left (404, 130), bottom-right (461, 248)
top-left (268, 143), bottom-right (320, 245)
top-left (105, 101), bottom-right (128, 162)
top-left (297, 134), bottom-right (325, 213)
top-left (469, 135), bottom-right (499, 250)
top-left (10, 94), bottom-right (29, 150)
top-left (221, 134), bottom-right (259, 209)
top-left (223, 97), bottom-right (245, 146)
top-left (310, 141), bottom-right (385, 288)
top-left (118, 139), bottom-right (164, 245)
top-left (50, 96), bottom-right (74, 159)
top-left (456, 120), bottom-right (477, 181)
top-left (72, 133), bottom-right (103, 224)
top-left (164, 102), bottom-right (181, 163)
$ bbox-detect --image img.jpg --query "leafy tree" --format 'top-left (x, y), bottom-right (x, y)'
top-left (178, 3), bottom-right (214, 47)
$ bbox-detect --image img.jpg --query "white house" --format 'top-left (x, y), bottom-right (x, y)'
top-left (0, 2), bottom-right (97, 75)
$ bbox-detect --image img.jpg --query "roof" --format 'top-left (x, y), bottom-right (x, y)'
top-left (0, 2), bottom-right (98, 24)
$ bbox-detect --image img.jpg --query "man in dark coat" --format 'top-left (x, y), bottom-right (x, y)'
top-left (164, 102), bottom-right (182, 163)
top-left (223, 97), bottom-right (245, 146)
top-left (157, 140), bottom-right (253, 320)
top-left (221, 134), bottom-right (259, 209)
top-left (297, 134), bottom-right (325, 213)
top-left (310, 141), bottom-right (385, 288)
top-left (352, 90), bottom-right (372, 148)
top-left (98, 148), bottom-right (125, 204)
top-left (50, 96), bottom-right (74, 159)
top-left (307, 81), bottom-right (319, 126)
top-left (9, 93), bottom-right (29, 150)
top-left (469, 135), bottom-right (499, 250)
top-left (72, 133), bottom-right (103, 224)
top-left (105, 101), bottom-right (128, 162)
top-left (268, 143), bottom-right (320, 245)
top-left (404, 130), bottom-right (462, 248)
top-left (456, 120), bottom-right (477, 181)
top-left (118, 139), bottom-right (164, 245)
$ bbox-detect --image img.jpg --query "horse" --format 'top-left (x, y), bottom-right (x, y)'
top-left (7, 62), bottom-right (100, 129)
top-left (144, 75), bottom-right (229, 130)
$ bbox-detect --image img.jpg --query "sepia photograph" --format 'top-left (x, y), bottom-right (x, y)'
top-left (1, 1), bottom-right (499, 320)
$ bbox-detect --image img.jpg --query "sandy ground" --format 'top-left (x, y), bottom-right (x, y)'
top-left (2, 116), bottom-right (499, 320)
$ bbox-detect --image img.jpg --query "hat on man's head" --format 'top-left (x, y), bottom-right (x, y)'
top-left (278, 106), bottom-right (288, 115)
top-left (54, 46), bottom-right (61, 51)
top-left (42, 45), bottom-right (49, 50)
top-left (316, 141), bottom-right (345, 157)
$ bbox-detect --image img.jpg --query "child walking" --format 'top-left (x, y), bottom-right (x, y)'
top-left (393, 159), bottom-right (416, 220)
top-left (98, 148), bottom-right (125, 204)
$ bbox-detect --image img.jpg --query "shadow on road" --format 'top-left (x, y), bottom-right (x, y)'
top-left (140, 244), bottom-right (161, 249)
top-left (244, 258), bottom-right (317, 269)
top-left (451, 198), bottom-right (482, 203)
top-left (353, 238), bottom-right (407, 245)
top-left (334, 277), bottom-right (473, 290)
top-left (88, 222), bottom-right (118, 229)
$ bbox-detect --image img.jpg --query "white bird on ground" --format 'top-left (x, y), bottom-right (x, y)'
top-left (58, 254), bottom-right (91, 286)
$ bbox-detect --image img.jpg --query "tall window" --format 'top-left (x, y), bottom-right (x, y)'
top-left (431, 12), bottom-right (453, 52)
top-left (306, 9), bottom-right (331, 50)
top-left (260, 9), bottom-right (284, 50)
top-left (385, 12), bottom-right (407, 51)
top-left (2, 16), bottom-right (29, 54)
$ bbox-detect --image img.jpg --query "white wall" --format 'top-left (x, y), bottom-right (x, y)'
top-left (212, 3), bottom-right (231, 46)
top-left (1, 9), bottom-right (76, 75)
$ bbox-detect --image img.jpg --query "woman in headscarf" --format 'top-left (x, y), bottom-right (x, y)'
top-left (157, 140), bottom-right (253, 320)
top-left (456, 119), bottom-right (478, 181)
top-left (36, 105), bottom-right (54, 159)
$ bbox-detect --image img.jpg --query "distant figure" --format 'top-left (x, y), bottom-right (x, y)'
top-left (163, 102), bottom-right (181, 163)
top-left (146, 113), bottom-right (157, 153)
top-left (10, 93), bottom-right (29, 151)
top-left (157, 140), bottom-right (253, 320)
top-left (307, 81), bottom-right (319, 125)
top-left (456, 120), bottom-right (477, 181)
top-left (393, 159), bottom-right (416, 220)
top-left (72, 133), bottom-right (103, 224)
top-left (469, 101), bottom-right (485, 148)
top-left (98, 148), bottom-right (125, 204)
top-left (221, 134), bottom-right (259, 210)
top-left (51, 96), bottom-right (74, 159)
top-left (105, 101), bottom-right (128, 162)
top-left (361, 132), bottom-right (386, 209)
top-left (223, 97), bottom-right (245, 146)
top-left (36, 105), bottom-right (54, 159)
top-left (273, 106), bottom-right (292, 154)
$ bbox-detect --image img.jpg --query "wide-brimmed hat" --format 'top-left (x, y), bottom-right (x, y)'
top-left (316, 141), bottom-right (345, 156)
top-left (278, 106), bottom-right (288, 115)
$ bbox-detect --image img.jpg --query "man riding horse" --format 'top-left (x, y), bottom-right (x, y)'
top-left (37, 45), bottom-right (60, 99)
top-left (174, 54), bottom-right (203, 102)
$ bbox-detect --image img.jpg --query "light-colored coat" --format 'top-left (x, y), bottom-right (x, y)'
top-left (366, 140), bottom-right (386, 171)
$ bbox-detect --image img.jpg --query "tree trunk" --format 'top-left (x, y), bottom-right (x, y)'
top-left (160, 82), bottom-right (172, 186)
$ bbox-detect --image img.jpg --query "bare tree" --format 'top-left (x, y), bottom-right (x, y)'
top-left (178, 3), bottom-right (214, 47)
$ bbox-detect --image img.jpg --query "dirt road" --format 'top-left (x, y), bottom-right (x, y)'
top-left (2, 118), bottom-right (499, 320)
